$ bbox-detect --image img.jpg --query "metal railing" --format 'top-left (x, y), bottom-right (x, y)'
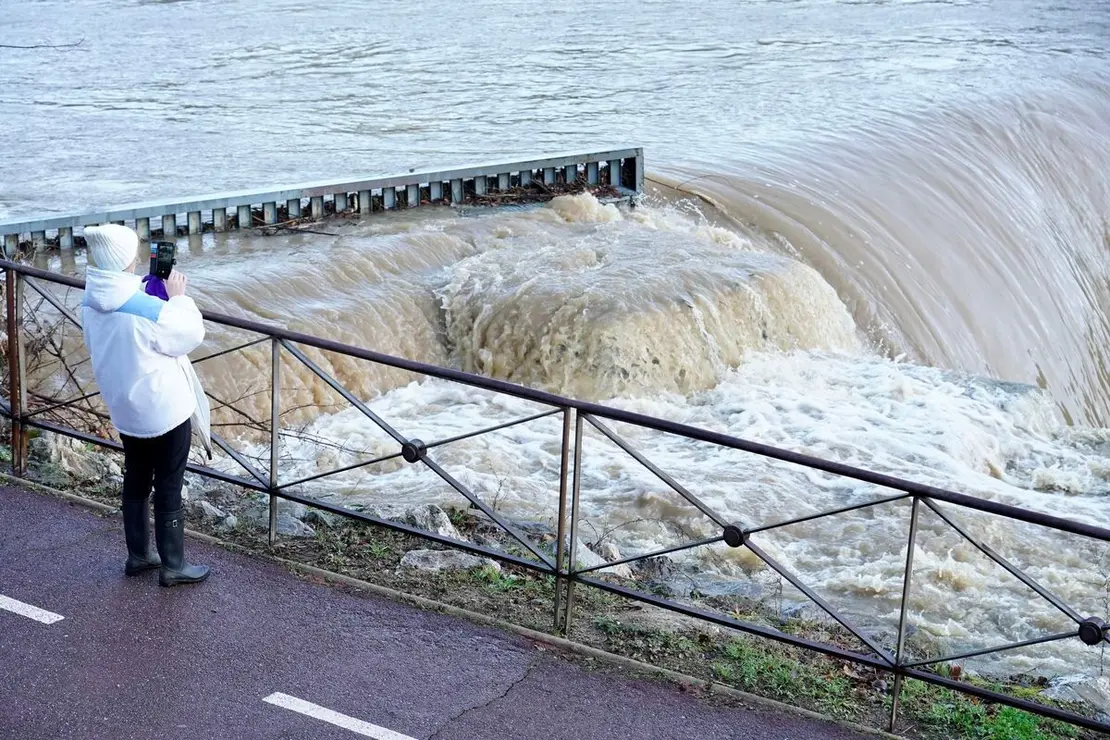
top-left (0, 149), bottom-right (644, 253)
top-left (2, 257), bottom-right (1108, 735)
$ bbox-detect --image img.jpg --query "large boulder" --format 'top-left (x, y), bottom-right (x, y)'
top-left (398, 549), bottom-right (500, 574)
top-left (403, 504), bottom-right (462, 541)
top-left (29, 432), bottom-right (121, 481)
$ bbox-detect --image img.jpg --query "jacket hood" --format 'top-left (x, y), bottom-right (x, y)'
top-left (84, 267), bottom-right (142, 313)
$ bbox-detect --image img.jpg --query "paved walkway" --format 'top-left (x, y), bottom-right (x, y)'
top-left (0, 486), bottom-right (873, 740)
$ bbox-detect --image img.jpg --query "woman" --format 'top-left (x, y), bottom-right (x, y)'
top-left (81, 223), bottom-right (212, 586)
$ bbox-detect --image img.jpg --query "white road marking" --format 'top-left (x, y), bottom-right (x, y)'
top-left (0, 594), bottom-right (64, 624)
top-left (263, 692), bottom-right (416, 740)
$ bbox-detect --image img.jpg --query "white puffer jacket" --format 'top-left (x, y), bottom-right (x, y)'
top-left (81, 267), bottom-right (212, 457)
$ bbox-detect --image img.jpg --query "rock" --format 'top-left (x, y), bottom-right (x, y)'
top-left (29, 432), bottom-right (121, 481)
top-left (187, 500), bottom-right (227, 521)
top-left (277, 499), bottom-right (308, 520)
top-left (572, 539), bottom-right (632, 579)
top-left (621, 602), bottom-right (723, 637)
top-left (599, 542), bottom-right (622, 563)
top-left (1043, 676), bottom-right (1110, 715)
top-left (404, 504), bottom-right (462, 541)
top-left (632, 555), bottom-right (677, 583)
top-left (304, 508), bottom-right (343, 528)
top-left (189, 483), bottom-right (242, 512)
top-left (780, 602), bottom-right (829, 623)
top-left (218, 515), bottom-right (238, 531)
top-left (274, 513), bottom-right (315, 538)
top-left (398, 549), bottom-right (500, 573)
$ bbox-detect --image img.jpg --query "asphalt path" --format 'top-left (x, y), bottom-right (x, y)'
top-left (0, 486), bottom-right (873, 740)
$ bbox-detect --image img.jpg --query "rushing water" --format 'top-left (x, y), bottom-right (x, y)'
top-left (6, 0), bottom-right (1110, 675)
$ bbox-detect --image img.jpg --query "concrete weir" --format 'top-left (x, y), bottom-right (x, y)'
top-left (0, 149), bottom-right (644, 254)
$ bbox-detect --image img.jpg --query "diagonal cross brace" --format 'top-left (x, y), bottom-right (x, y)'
top-left (280, 339), bottom-right (406, 445)
top-left (745, 538), bottom-right (897, 665)
top-left (584, 415), bottom-right (728, 528)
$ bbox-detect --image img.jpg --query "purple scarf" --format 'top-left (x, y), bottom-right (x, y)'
top-left (141, 274), bottom-right (169, 301)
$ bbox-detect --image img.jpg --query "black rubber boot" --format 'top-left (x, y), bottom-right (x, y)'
top-left (155, 508), bottom-right (210, 587)
top-left (122, 499), bottom-right (161, 575)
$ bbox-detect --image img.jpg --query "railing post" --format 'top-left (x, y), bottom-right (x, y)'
top-left (269, 338), bottom-right (281, 545)
top-left (553, 407), bottom-right (575, 633)
top-left (560, 412), bottom-right (585, 635)
top-left (5, 268), bottom-right (27, 476)
top-left (891, 496), bottom-right (921, 732)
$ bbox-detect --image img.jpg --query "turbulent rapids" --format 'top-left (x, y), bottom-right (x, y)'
top-left (39, 86), bottom-right (1110, 670)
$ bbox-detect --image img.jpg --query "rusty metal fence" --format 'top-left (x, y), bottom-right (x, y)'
top-left (2, 257), bottom-right (1109, 735)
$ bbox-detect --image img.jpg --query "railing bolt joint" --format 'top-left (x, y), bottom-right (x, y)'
top-left (1079, 617), bottom-right (1108, 646)
top-left (723, 523), bottom-right (747, 548)
top-left (401, 438), bottom-right (427, 464)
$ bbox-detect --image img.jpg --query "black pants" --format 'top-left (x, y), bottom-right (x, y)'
top-left (120, 419), bottom-right (192, 512)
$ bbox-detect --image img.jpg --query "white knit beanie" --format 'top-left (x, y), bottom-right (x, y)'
top-left (84, 224), bottom-right (139, 272)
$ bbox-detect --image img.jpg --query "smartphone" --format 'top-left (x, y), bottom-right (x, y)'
top-left (149, 241), bottom-right (177, 280)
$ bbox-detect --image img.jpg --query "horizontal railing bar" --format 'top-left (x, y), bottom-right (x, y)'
top-left (576, 576), bottom-right (891, 668)
top-left (277, 450), bottom-right (405, 490)
top-left (572, 535), bottom-right (723, 576)
top-left (582, 574), bottom-right (1110, 733)
top-left (902, 630), bottom-right (1077, 669)
top-left (5, 258), bottom-right (1110, 543)
top-left (0, 149), bottom-right (641, 233)
top-left (280, 339), bottom-right (408, 446)
top-left (20, 416), bottom-right (267, 491)
top-left (748, 493), bottom-right (913, 535)
top-left (923, 498), bottom-right (1084, 625)
top-left (583, 415), bottom-right (728, 528)
top-left (745, 539), bottom-right (896, 665)
top-left (424, 409), bottom-right (562, 452)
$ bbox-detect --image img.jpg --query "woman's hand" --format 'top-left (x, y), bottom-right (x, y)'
top-left (166, 270), bottom-right (188, 298)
